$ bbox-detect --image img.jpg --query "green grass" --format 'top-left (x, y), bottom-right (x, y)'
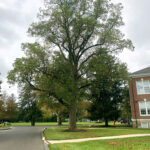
top-left (11, 121), bottom-right (123, 126)
top-left (11, 122), bottom-right (93, 126)
top-left (11, 122), bottom-right (97, 126)
top-left (0, 123), bottom-right (11, 130)
top-left (50, 136), bottom-right (150, 150)
top-left (11, 122), bottom-right (61, 126)
top-left (44, 127), bottom-right (150, 140)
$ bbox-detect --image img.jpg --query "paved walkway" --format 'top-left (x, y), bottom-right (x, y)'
top-left (0, 126), bottom-right (45, 150)
top-left (47, 134), bottom-right (150, 144)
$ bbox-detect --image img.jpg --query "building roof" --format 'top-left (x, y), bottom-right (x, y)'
top-left (131, 66), bottom-right (150, 78)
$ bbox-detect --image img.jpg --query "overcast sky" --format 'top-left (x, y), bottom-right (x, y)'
top-left (0, 0), bottom-right (150, 97)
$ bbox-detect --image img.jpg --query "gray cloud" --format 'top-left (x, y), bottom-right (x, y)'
top-left (124, 1), bottom-right (150, 49)
top-left (0, 57), bottom-right (8, 77)
top-left (0, 0), bottom-right (150, 96)
top-left (113, 0), bottom-right (150, 72)
top-left (0, 0), bottom-right (43, 97)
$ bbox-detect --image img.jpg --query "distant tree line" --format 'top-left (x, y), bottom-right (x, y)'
top-left (0, 93), bottom-right (18, 122)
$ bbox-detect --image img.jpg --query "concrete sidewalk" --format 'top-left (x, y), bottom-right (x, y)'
top-left (46, 134), bottom-right (150, 144)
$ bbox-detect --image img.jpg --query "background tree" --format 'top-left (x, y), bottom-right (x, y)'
top-left (5, 94), bottom-right (18, 122)
top-left (0, 98), bottom-right (5, 122)
top-left (0, 76), bottom-right (2, 97)
top-left (0, 92), bottom-right (18, 122)
top-left (8, 0), bottom-right (133, 130)
top-left (39, 94), bottom-right (68, 126)
top-left (76, 100), bottom-right (91, 121)
top-left (0, 76), bottom-right (4, 122)
top-left (120, 86), bottom-right (131, 126)
top-left (18, 85), bottom-right (42, 126)
top-left (88, 52), bottom-right (129, 126)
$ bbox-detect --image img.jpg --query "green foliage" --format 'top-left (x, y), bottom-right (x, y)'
top-left (0, 98), bottom-right (5, 121)
top-left (0, 93), bottom-right (18, 122)
top-left (8, 0), bottom-right (134, 130)
top-left (5, 94), bottom-right (18, 121)
top-left (88, 52), bottom-right (129, 126)
top-left (120, 86), bottom-right (131, 125)
top-left (29, 0), bottom-right (133, 57)
top-left (18, 84), bottom-right (42, 126)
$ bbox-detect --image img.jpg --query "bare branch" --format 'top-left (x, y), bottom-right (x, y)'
top-left (26, 79), bottom-right (69, 107)
top-left (78, 52), bottom-right (97, 71)
top-left (79, 83), bottom-right (91, 89)
top-left (77, 19), bottom-right (118, 60)
top-left (79, 31), bottom-right (94, 51)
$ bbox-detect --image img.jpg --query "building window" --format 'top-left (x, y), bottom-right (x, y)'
top-left (136, 80), bottom-right (150, 95)
top-left (139, 101), bottom-right (150, 116)
top-left (141, 122), bottom-right (148, 128)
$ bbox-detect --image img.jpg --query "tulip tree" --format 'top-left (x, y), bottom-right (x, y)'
top-left (8, 0), bottom-right (133, 130)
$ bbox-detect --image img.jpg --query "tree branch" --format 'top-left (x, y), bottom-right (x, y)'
top-left (79, 83), bottom-right (91, 89)
top-left (78, 52), bottom-right (97, 71)
top-left (26, 79), bottom-right (69, 107)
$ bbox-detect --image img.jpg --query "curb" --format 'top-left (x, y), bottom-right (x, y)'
top-left (42, 128), bottom-right (49, 150)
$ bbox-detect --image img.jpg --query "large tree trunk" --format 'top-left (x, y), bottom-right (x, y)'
top-left (68, 63), bottom-right (78, 131)
top-left (69, 106), bottom-right (77, 131)
top-left (57, 113), bottom-right (62, 126)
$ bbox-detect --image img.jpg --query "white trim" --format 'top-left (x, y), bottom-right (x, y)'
top-left (139, 101), bottom-right (150, 116)
top-left (132, 119), bottom-right (150, 121)
top-left (131, 73), bottom-right (150, 78)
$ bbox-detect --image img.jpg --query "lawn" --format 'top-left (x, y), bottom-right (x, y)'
top-left (50, 136), bottom-right (150, 150)
top-left (11, 122), bottom-right (61, 126)
top-left (44, 127), bottom-right (150, 140)
top-left (11, 121), bottom-right (123, 126)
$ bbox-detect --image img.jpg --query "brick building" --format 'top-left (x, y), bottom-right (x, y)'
top-left (129, 66), bottom-right (150, 128)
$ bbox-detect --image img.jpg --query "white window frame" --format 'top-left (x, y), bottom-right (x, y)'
top-left (139, 101), bottom-right (150, 116)
top-left (136, 79), bottom-right (150, 95)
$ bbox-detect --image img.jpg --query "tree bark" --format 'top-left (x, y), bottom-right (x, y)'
top-left (31, 120), bottom-right (35, 126)
top-left (68, 62), bottom-right (78, 131)
top-left (105, 119), bottom-right (109, 127)
top-left (69, 106), bottom-right (77, 131)
top-left (57, 113), bottom-right (62, 126)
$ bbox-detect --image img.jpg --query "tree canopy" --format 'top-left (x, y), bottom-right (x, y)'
top-left (0, 93), bottom-right (18, 122)
top-left (88, 52), bottom-right (129, 126)
top-left (8, 0), bottom-right (133, 130)
top-left (18, 84), bottom-right (42, 126)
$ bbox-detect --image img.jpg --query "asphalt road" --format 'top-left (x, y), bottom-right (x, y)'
top-left (0, 126), bottom-right (46, 150)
